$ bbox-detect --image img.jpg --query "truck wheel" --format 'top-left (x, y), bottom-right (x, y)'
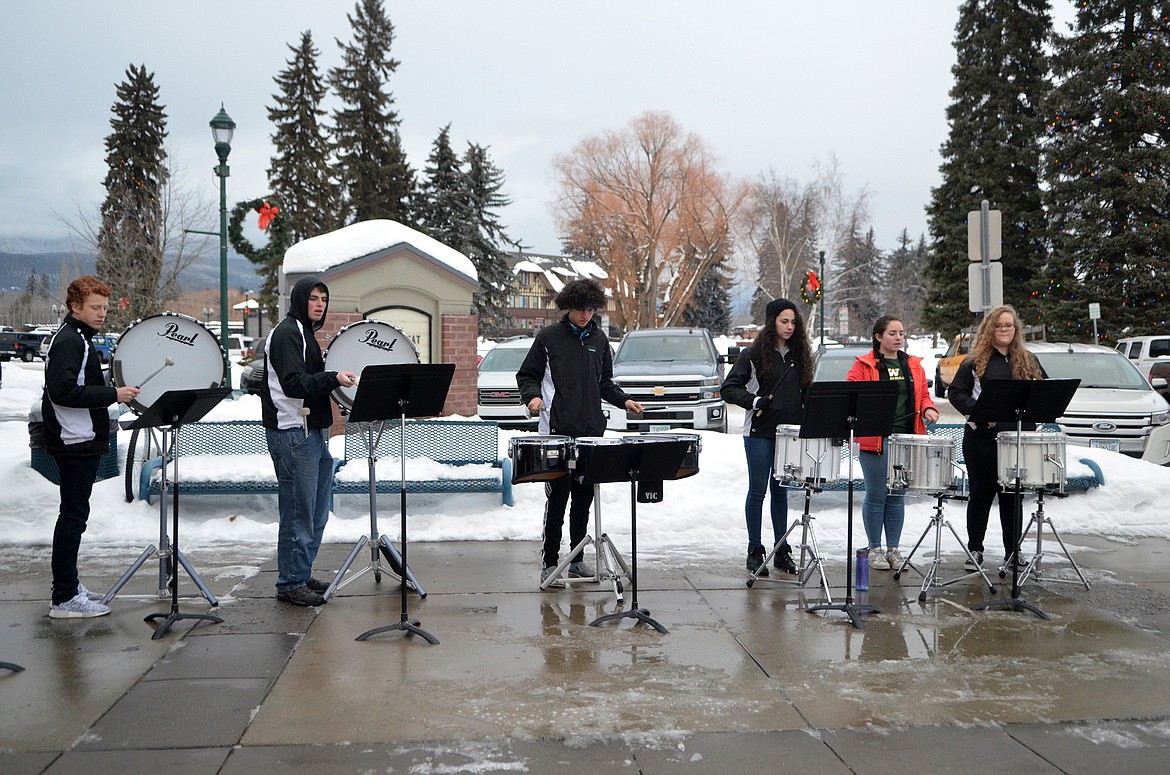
top-left (22, 350), bottom-right (34, 362)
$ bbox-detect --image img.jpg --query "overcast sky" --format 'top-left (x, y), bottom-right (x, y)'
top-left (1, 0), bottom-right (1078, 257)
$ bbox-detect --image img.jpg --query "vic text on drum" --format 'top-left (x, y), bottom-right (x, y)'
top-left (515, 279), bottom-right (642, 586)
top-left (43, 276), bottom-right (140, 619)
top-left (260, 277), bottom-right (356, 608)
top-left (847, 315), bottom-right (939, 574)
top-left (720, 298), bottom-right (814, 578)
top-left (946, 305), bottom-right (1047, 572)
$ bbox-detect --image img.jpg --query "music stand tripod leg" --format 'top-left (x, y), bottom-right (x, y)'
top-left (973, 470), bottom-right (1051, 620)
top-left (590, 478), bottom-right (668, 633)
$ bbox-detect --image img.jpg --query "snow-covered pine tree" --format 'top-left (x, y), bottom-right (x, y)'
top-left (329, 0), bottom-right (415, 225)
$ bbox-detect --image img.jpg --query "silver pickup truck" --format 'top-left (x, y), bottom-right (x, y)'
top-left (606, 327), bottom-right (729, 433)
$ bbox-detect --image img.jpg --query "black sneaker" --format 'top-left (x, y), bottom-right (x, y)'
top-left (277, 586), bottom-right (326, 606)
top-left (774, 543), bottom-right (798, 574)
top-left (306, 576), bottom-right (331, 593)
top-left (964, 551), bottom-right (984, 572)
top-left (747, 546), bottom-right (769, 577)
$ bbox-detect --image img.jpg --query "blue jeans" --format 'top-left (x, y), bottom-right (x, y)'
top-left (859, 450), bottom-right (905, 549)
top-left (744, 436), bottom-right (789, 549)
top-left (267, 427), bottom-right (333, 591)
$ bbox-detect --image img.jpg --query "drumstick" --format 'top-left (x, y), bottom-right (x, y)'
top-left (136, 357), bottom-right (175, 388)
top-left (299, 406), bottom-right (311, 439)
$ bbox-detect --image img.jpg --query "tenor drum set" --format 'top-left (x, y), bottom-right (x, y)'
top-left (508, 431), bottom-right (701, 623)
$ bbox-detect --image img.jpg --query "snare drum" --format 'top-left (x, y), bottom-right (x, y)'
top-left (773, 425), bottom-right (841, 484)
top-left (996, 431), bottom-right (1067, 492)
top-left (508, 435), bottom-right (572, 483)
top-left (639, 432), bottom-right (702, 478)
top-left (886, 434), bottom-right (954, 492)
top-left (111, 313), bottom-right (226, 415)
top-left (324, 320), bottom-right (420, 411)
top-left (570, 436), bottom-right (624, 484)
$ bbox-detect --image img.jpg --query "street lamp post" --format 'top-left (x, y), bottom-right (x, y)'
top-left (818, 250), bottom-right (826, 353)
top-left (51, 304), bottom-right (59, 326)
top-left (210, 105), bottom-right (235, 388)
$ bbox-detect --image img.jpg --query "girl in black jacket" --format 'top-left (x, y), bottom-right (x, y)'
top-left (720, 298), bottom-right (813, 577)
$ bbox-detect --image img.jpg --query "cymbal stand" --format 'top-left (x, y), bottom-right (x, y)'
top-left (892, 489), bottom-right (996, 602)
top-left (749, 480), bottom-right (832, 603)
top-left (540, 484), bottom-right (631, 604)
top-left (1011, 487), bottom-right (1090, 590)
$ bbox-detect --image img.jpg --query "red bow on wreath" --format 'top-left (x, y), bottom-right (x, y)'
top-left (806, 271), bottom-right (821, 294)
top-left (256, 201), bottom-right (279, 231)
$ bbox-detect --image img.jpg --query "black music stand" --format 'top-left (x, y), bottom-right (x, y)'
top-left (585, 439), bottom-right (689, 634)
top-left (802, 381), bottom-right (898, 630)
top-left (969, 378), bottom-right (1078, 620)
top-left (125, 387), bottom-right (230, 639)
top-left (345, 363), bottom-right (454, 645)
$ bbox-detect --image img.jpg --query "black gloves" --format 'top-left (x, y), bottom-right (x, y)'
top-left (754, 394), bottom-right (772, 414)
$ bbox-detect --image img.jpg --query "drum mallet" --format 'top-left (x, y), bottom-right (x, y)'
top-left (299, 406), bottom-right (311, 440)
top-left (137, 357), bottom-right (175, 388)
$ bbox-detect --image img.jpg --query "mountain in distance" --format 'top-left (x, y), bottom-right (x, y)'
top-left (0, 237), bottom-right (262, 293)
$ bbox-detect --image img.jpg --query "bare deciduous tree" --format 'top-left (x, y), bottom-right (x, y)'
top-left (553, 111), bottom-right (743, 330)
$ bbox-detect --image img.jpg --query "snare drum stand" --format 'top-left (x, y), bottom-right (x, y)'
top-left (1013, 487), bottom-right (1090, 590)
top-left (750, 482), bottom-right (832, 602)
top-left (893, 489), bottom-right (996, 602)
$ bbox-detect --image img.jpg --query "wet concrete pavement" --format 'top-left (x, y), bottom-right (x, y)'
top-left (3, 532), bottom-right (1170, 773)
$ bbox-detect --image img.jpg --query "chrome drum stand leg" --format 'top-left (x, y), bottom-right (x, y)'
top-left (1016, 488), bottom-right (1090, 590)
top-left (894, 491), bottom-right (996, 603)
top-left (750, 484), bottom-right (832, 603)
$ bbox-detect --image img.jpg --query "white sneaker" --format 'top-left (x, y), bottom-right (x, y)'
top-left (886, 548), bottom-right (905, 571)
top-left (77, 582), bottom-right (104, 602)
top-left (868, 547), bottom-right (890, 571)
top-left (49, 591), bottom-right (110, 619)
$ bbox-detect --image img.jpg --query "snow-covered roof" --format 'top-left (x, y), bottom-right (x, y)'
top-left (512, 260), bottom-right (544, 273)
top-left (283, 219), bottom-right (477, 281)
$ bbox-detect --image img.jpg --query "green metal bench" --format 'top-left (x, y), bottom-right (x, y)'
top-left (332, 419), bottom-right (513, 506)
top-left (138, 420), bottom-right (277, 502)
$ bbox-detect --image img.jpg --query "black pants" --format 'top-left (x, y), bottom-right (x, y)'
top-left (541, 475), bottom-right (594, 568)
top-left (962, 427), bottom-right (1022, 559)
top-left (50, 454), bottom-right (101, 605)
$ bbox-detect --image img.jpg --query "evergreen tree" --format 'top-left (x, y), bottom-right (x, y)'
top-left (416, 125), bottom-right (473, 248)
top-left (884, 229), bottom-right (930, 335)
top-left (923, 0), bottom-right (1053, 338)
top-left (1043, 2), bottom-right (1170, 340)
top-left (96, 63), bottom-right (169, 328)
top-left (682, 261), bottom-right (732, 334)
top-left (837, 223), bottom-right (884, 336)
top-left (329, 0), bottom-right (415, 224)
top-left (464, 142), bottom-right (517, 338)
top-left (268, 31), bottom-right (341, 242)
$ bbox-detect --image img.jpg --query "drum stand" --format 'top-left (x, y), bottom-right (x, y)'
top-left (1010, 488), bottom-right (1090, 590)
top-left (327, 420), bottom-right (425, 601)
top-left (539, 484), bottom-right (631, 604)
top-left (749, 483), bottom-right (832, 602)
top-left (893, 490), bottom-right (996, 602)
top-left (118, 389), bottom-right (229, 639)
top-left (105, 392), bottom-right (229, 618)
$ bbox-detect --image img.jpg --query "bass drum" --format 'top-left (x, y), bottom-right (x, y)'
top-left (111, 313), bottom-right (226, 416)
top-left (324, 320), bottom-right (420, 411)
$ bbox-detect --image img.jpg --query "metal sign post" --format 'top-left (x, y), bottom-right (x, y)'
top-left (968, 200), bottom-right (1002, 314)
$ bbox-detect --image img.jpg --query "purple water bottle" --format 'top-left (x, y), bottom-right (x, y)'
top-left (856, 548), bottom-right (869, 591)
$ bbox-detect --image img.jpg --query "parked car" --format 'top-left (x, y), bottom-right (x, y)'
top-left (1115, 335), bottom-right (1170, 380)
top-left (476, 336), bottom-right (538, 430)
top-left (0, 331), bottom-right (49, 362)
top-left (607, 327), bottom-right (728, 433)
top-left (1026, 342), bottom-right (1170, 465)
top-left (813, 346), bottom-right (871, 382)
top-left (240, 352), bottom-right (266, 395)
top-left (1151, 361), bottom-right (1170, 404)
top-left (935, 324), bottom-right (1045, 398)
top-left (90, 333), bottom-right (118, 363)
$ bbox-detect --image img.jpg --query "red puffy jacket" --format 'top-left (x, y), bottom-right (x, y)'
top-left (845, 350), bottom-right (936, 454)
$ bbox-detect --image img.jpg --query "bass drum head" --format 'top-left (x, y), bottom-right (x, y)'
top-left (111, 313), bottom-right (226, 416)
top-left (325, 320), bottom-right (420, 410)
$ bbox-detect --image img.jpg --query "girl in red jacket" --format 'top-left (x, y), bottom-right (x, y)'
top-left (846, 316), bottom-right (939, 572)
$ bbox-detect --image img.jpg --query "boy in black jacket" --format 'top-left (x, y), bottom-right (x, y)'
top-left (516, 279), bottom-right (642, 585)
top-left (43, 276), bottom-right (140, 618)
top-left (261, 276), bottom-right (356, 606)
